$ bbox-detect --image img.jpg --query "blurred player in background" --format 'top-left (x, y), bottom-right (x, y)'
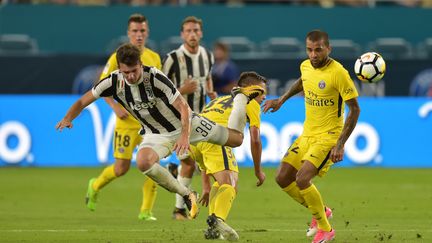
top-left (192, 71), bottom-right (266, 241)
top-left (211, 41), bottom-right (240, 95)
top-left (162, 16), bottom-right (217, 220)
top-left (85, 13), bottom-right (162, 221)
top-left (263, 30), bottom-right (360, 243)
top-left (56, 43), bottom-right (266, 221)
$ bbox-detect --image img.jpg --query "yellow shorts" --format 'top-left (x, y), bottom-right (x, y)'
top-left (113, 127), bottom-right (142, 160)
top-left (281, 136), bottom-right (335, 177)
top-left (189, 142), bottom-right (238, 175)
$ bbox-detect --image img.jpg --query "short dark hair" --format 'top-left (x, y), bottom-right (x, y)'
top-left (306, 29), bottom-right (329, 47)
top-left (116, 43), bottom-right (141, 66)
top-left (181, 16), bottom-right (203, 31)
top-left (214, 41), bottom-right (230, 53)
top-left (128, 13), bottom-right (147, 28)
top-left (237, 71), bottom-right (267, 87)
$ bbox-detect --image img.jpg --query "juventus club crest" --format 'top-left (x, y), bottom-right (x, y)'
top-left (143, 76), bottom-right (155, 99)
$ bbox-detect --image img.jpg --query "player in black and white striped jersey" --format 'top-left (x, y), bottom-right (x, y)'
top-left (56, 43), bottom-right (265, 220)
top-left (162, 16), bottom-right (218, 219)
top-left (163, 16), bottom-right (216, 113)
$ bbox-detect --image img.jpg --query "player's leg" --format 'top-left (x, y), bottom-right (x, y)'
top-left (203, 144), bottom-right (239, 241)
top-left (137, 135), bottom-right (199, 219)
top-left (173, 156), bottom-right (195, 220)
top-left (275, 138), bottom-right (308, 208)
top-left (297, 139), bottom-right (335, 239)
top-left (275, 162), bottom-right (308, 207)
top-left (138, 177), bottom-right (158, 221)
top-left (86, 126), bottom-right (137, 211)
top-left (195, 85), bottom-right (265, 148)
top-left (207, 170), bottom-right (239, 241)
top-left (136, 135), bottom-right (159, 221)
top-left (212, 170), bottom-right (238, 221)
top-left (227, 84), bottom-right (266, 141)
top-left (297, 161), bottom-right (334, 241)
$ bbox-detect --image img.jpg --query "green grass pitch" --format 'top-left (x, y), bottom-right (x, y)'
top-left (0, 167), bottom-right (431, 242)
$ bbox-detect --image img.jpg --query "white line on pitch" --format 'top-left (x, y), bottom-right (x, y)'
top-left (1, 229), bottom-right (431, 233)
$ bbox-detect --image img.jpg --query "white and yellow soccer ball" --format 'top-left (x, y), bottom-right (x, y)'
top-left (354, 52), bottom-right (386, 83)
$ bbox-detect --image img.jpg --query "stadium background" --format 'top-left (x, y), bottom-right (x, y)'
top-left (1, 3), bottom-right (431, 167)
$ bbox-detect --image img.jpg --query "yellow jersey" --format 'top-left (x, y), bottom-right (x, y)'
top-left (300, 59), bottom-right (358, 137)
top-left (200, 95), bottom-right (261, 129)
top-left (100, 48), bottom-right (162, 129)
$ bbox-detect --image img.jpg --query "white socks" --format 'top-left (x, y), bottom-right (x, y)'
top-left (143, 163), bottom-right (188, 196)
top-left (227, 94), bottom-right (248, 133)
top-left (175, 175), bottom-right (192, 209)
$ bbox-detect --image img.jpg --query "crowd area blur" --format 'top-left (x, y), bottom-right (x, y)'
top-left (2, 0), bottom-right (432, 8)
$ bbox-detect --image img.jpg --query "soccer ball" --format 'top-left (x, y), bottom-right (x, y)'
top-left (354, 52), bottom-right (386, 83)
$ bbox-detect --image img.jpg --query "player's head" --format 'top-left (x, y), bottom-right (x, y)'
top-left (237, 71), bottom-right (267, 104)
top-left (127, 13), bottom-right (149, 50)
top-left (305, 29), bottom-right (331, 68)
top-left (116, 43), bottom-right (142, 84)
top-left (181, 16), bottom-right (203, 51)
top-left (213, 41), bottom-right (230, 62)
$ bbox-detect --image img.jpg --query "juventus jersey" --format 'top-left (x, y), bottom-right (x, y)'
top-left (92, 66), bottom-right (182, 135)
top-left (162, 44), bottom-right (214, 113)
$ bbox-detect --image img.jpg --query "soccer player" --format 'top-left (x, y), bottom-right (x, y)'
top-left (83, 14), bottom-right (162, 221)
top-left (56, 43), bottom-right (265, 221)
top-left (262, 30), bottom-right (360, 243)
top-left (190, 71), bottom-right (266, 241)
top-left (162, 16), bottom-right (217, 220)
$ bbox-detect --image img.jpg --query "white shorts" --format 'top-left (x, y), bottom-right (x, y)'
top-left (137, 131), bottom-right (180, 160)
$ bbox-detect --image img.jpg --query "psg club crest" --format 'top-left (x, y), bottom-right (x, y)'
top-left (318, 80), bottom-right (326, 89)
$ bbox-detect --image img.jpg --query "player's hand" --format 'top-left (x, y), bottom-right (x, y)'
top-left (207, 91), bottom-right (218, 100)
top-left (199, 190), bottom-right (210, 207)
top-left (255, 170), bottom-right (266, 187)
top-left (55, 119), bottom-right (73, 132)
top-left (173, 135), bottom-right (190, 157)
top-left (262, 99), bottom-right (282, 113)
top-left (181, 76), bottom-right (199, 95)
top-left (330, 145), bottom-right (344, 163)
top-left (113, 104), bottom-right (129, 119)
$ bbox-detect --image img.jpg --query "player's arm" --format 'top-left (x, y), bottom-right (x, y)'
top-left (206, 75), bottom-right (217, 100)
top-left (56, 90), bottom-right (97, 131)
top-left (199, 171), bottom-right (211, 207)
top-left (178, 76), bottom-right (198, 95)
top-left (162, 54), bottom-right (196, 95)
top-left (262, 77), bottom-right (303, 113)
top-left (249, 125), bottom-right (265, 186)
top-left (330, 97), bottom-right (360, 162)
top-left (171, 95), bottom-right (192, 156)
top-left (104, 97), bottom-right (129, 119)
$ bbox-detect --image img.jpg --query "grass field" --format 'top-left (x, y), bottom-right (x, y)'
top-left (0, 167), bottom-right (431, 242)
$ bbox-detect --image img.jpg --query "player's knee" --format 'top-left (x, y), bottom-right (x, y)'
top-left (275, 173), bottom-right (287, 188)
top-left (180, 163), bottom-right (195, 177)
top-left (295, 175), bottom-right (310, 189)
top-left (136, 153), bottom-right (158, 172)
top-left (226, 131), bottom-right (243, 147)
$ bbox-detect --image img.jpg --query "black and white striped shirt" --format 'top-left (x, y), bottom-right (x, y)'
top-left (162, 44), bottom-right (214, 113)
top-left (92, 66), bottom-right (182, 135)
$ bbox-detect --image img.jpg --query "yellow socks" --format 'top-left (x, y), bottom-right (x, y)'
top-left (208, 181), bottom-right (220, 215)
top-left (93, 165), bottom-right (117, 191)
top-left (140, 177), bottom-right (157, 213)
top-left (282, 182), bottom-right (308, 208)
top-left (300, 184), bottom-right (331, 232)
top-left (213, 184), bottom-right (236, 221)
